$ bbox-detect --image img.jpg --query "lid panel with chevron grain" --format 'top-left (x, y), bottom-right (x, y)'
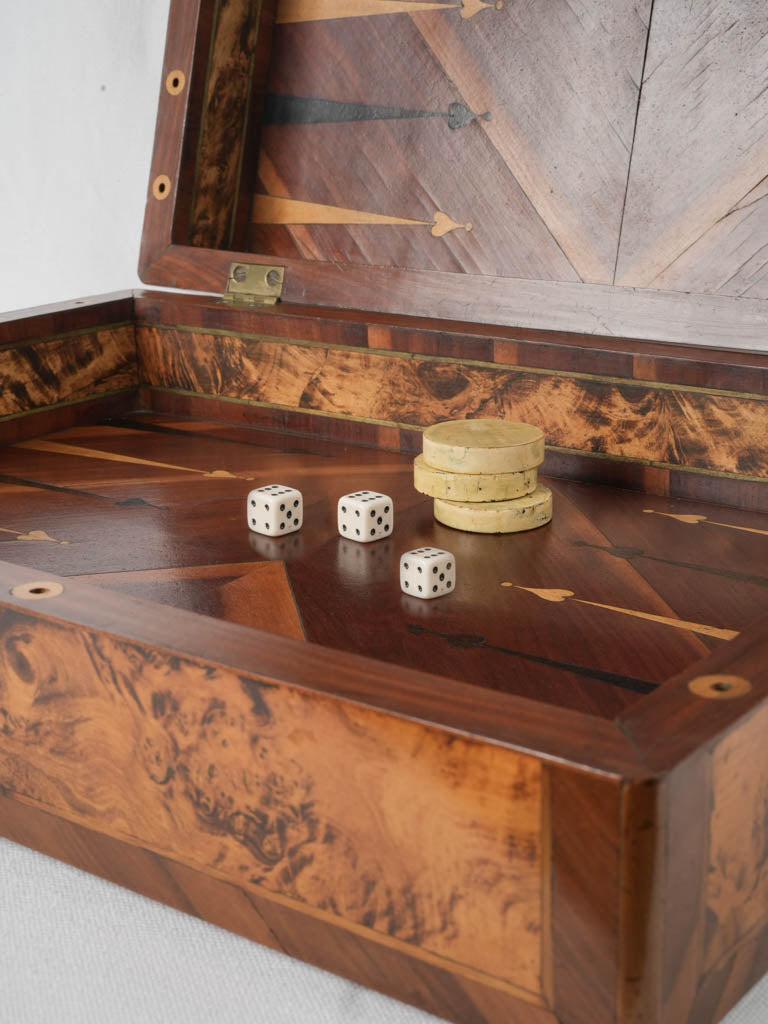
top-left (139, 0), bottom-right (768, 346)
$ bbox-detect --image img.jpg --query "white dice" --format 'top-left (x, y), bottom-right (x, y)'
top-left (247, 484), bottom-right (303, 536)
top-left (400, 547), bottom-right (455, 599)
top-left (337, 490), bottom-right (393, 543)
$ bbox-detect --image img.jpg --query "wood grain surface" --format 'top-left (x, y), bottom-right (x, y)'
top-left (0, 326), bottom-right (136, 420)
top-left (187, 0), bottom-right (274, 250)
top-left (3, 417), bottom-right (768, 722)
top-left (550, 768), bottom-right (621, 1024)
top-left (253, 0), bottom-right (647, 283)
top-left (0, 784), bottom-right (560, 1024)
top-left (1, 403), bottom-right (768, 1023)
top-left (706, 702), bottom-right (768, 971)
top-left (139, 0), bottom-right (768, 349)
top-left (219, 560), bottom-right (306, 638)
top-left (0, 602), bottom-right (544, 999)
top-left (137, 324), bottom-right (768, 480)
top-left (616, 0), bottom-right (768, 296)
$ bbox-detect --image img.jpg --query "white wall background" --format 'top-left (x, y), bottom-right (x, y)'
top-left (0, 1), bottom-right (167, 313)
top-left (0, 4), bottom-right (766, 1023)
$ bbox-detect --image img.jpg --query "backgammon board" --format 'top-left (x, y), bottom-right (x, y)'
top-left (3, 1), bottom-right (768, 1022)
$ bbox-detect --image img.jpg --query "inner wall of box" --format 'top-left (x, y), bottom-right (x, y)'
top-left (4, 297), bottom-right (768, 724)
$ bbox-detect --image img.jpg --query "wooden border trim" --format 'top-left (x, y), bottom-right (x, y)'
top-left (550, 767), bottom-right (623, 1024)
top-left (0, 292), bottom-right (134, 346)
top-left (0, 392), bottom-right (139, 446)
top-left (0, 559), bottom-right (641, 776)
top-left (134, 323), bottom-right (768, 483)
top-left (138, 0), bottom-right (203, 280)
top-left (617, 611), bottom-right (768, 771)
top-left (134, 290), bottom-right (768, 386)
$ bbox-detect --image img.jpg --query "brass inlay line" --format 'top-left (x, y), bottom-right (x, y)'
top-left (277, 0), bottom-right (503, 23)
top-left (644, 508), bottom-right (768, 537)
top-left (505, 585), bottom-right (739, 641)
top-left (0, 527), bottom-right (68, 545)
top-left (14, 440), bottom-right (241, 480)
top-left (252, 195), bottom-right (472, 237)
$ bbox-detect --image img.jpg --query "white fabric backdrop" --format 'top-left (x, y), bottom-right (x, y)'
top-left (0, 3), bottom-right (765, 1022)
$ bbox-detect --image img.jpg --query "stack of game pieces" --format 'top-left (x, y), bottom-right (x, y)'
top-left (414, 418), bottom-right (553, 533)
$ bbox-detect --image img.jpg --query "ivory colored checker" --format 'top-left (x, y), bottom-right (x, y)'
top-left (414, 454), bottom-right (537, 501)
top-left (434, 484), bottom-right (553, 534)
top-left (422, 419), bottom-right (544, 475)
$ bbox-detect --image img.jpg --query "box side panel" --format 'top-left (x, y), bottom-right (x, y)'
top-left (134, 322), bottom-right (768, 478)
top-left (0, 297), bottom-right (138, 444)
top-left (135, 319), bottom-right (768, 511)
top-left (0, 600), bottom-right (546, 1004)
top-left (550, 767), bottom-right (622, 1024)
top-left (0, 792), bottom-right (557, 1024)
top-left (656, 702), bottom-right (768, 1024)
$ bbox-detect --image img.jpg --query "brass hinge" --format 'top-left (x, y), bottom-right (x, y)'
top-left (223, 263), bottom-right (284, 306)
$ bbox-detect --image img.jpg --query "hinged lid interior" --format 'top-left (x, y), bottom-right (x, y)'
top-left (139, 0), bottom-right (768, 349)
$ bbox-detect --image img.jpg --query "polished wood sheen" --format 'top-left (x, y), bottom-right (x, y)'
top-left (5, 417), bottom-right (768, 718)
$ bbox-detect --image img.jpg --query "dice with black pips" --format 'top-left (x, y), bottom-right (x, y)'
top-left (247, 484), bottom-right (303, 537)
top-left (400, 547), bottom-right (455, 599)
top-left (337, 490), bottom-right (393, 543)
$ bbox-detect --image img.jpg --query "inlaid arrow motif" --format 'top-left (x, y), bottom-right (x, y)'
top-left (264, 95), bottom-right (491, 130)
top-left (0, 526), bottom-right (68, 545)
top-left (14, 440), bottom-right (244, 479)
top-left (644, 508), bottom-right (768, 538)
top-left (253, 195), bottom-right (472, 237)
top-left (504, 584), bottom-right (739, 641)
top-left (278, 0), bottom-right (503, 24)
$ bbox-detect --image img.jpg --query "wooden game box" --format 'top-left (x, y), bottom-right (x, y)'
top-left (3, 2), bottom-right (768, 1022)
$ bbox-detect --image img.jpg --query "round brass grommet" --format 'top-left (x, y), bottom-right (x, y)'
top-left (152, 174), bottom-right (171, 200)
top-left (166, 70), bottom-right (186, 95)
top-left (10, 581), bottom-right (64, 600)
top-left (688, 674), bottom-right (752, 700)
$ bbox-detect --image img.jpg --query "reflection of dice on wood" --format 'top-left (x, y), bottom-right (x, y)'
top-left (337, 490), bottom-right (393, 543)
top-left (336, 538), bottom-right (393, 583)
top-left (247, 484), bottom-right (303, 536)
top-left (400, 547), bottom-right (455, 599)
